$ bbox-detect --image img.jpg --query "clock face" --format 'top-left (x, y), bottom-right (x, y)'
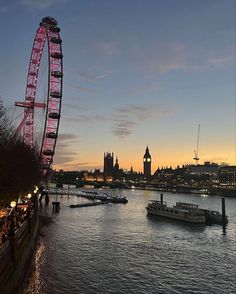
top-left (147, 158), bottom-right (151, 162)
top-left (143, 158), bottom-right (146, 162)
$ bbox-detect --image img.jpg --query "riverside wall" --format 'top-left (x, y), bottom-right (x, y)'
top-left (0, 210), bottom-right (38, 294)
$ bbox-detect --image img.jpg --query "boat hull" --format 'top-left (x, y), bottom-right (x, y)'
top-left (146, 207), bottom-right (206, 223)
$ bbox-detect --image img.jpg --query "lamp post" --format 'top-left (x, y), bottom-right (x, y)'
top-left (9, 201), bottom-right (17, 236)
top-left (32, 187), bottom-right (39, 216)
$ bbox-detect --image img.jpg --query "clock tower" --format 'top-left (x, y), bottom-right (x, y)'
top-left (143, 146), bottom-right (151, 177)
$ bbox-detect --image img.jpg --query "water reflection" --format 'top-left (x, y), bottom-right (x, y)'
top-left (24, 241), bottom-right (45, 294)
top-left (222, 223), bottom-right (227, 236)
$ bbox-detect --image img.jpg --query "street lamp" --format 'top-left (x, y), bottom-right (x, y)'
top-left (33, 186), bottom-right (38, 194)
top-left (10, 201), bottom-right (16, 209)
top-left (9, 201), bottom-right (17, 236)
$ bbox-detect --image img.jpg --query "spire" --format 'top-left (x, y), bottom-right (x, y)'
top-left (144, 145), bottom-right (151, 158)
top-left (114, 156), bottom-right (119, 169)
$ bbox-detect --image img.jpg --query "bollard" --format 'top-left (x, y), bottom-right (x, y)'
top-left (160, 193), bottom-right (163, 204)
top-left (52, 201), bottom-right (60, 213)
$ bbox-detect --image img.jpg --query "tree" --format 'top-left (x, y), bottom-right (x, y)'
top-left (0, 99), bottom-right (42, 207)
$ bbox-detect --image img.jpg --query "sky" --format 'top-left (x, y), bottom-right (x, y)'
top-left (0, 0), bottom-right (235, 173)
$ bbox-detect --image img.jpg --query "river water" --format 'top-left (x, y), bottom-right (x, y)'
top-left (24, 190), bottom-right (236, 294)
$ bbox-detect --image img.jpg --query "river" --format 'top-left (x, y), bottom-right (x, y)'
top-left (24, 190), bottom-right (236, 294)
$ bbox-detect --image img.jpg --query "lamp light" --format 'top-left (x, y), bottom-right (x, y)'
top-left (10, 201), bottom-right (16, 208)
top-left (34, 186), bottom-right (39, 193)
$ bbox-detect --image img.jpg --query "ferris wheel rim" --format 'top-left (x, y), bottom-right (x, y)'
top-left (16, 16), bottom-right (63, 177)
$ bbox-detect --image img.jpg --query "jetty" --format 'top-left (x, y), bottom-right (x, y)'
top-left (48, 188), bottom-right (128, 204)
top-left (70, 201), bottom-right (108, 208)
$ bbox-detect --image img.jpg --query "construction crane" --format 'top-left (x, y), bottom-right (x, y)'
top-left (193, 124), bottom-right (200, 165)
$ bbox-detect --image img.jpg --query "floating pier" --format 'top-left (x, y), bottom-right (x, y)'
top-left (70, 201), bottom-right (108, 208)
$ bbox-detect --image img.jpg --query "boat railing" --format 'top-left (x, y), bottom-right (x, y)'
top-left (175, 202), bottom-right (199, 210)
top-left (149, 200), bottom-right (167, 205)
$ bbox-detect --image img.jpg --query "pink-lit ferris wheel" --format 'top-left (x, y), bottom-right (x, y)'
top-left (15, 17), bottom-right (63, 176)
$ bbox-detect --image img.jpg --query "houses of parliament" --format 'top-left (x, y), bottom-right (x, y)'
top-left (102, 146), bottom-right (152, 182)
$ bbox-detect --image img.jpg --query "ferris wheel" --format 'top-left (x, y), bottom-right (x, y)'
top-left (15, 17), bottom-right (63, 176)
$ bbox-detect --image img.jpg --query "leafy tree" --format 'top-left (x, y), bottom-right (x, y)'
top-left (0, 99), bottom-right (41, 207)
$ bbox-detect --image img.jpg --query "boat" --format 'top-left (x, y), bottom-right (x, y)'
top-left (146, 200), bottom-right (206, 223)
top-left (106, 189), bottom-right (128, 204)
top-left (80, 190), bottom-right (108, 201)
top-left (107, 196), bottom-right (128, 204)
top-left (199, 208), bottom-right (228, 224)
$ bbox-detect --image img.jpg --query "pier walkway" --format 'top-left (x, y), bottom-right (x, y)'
top-left (47, 188), bottom-right (128, 204)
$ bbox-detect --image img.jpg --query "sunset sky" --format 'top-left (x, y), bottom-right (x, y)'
top-left (0, 0), bottom-right (235, 172)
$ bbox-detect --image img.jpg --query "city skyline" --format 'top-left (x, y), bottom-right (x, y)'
top-left (64, 145), bottom-right (234, 175)
top-left (0, 0), bottom-right (235, 172)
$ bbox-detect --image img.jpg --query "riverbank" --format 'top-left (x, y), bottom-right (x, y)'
top-left (125, 186), bottom-right (236, 198)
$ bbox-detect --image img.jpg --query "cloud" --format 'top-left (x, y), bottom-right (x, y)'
top-left (207, 55), bottom-right (234, 68)
top-left (70, 70), bottom-right (114, 82)
top-left (137, 42), bottom-right (186, 74)
top-left (111, 104), bottom-right (177, 139)
top-left (136, 42), bottom-right (235, 74)
top-left (63, 114), bottom-right (107, 124)
top-left (54, 133), bottom-right (79, 165)
top-left (131, 82), bottom-right (161, 94)
top-left (73, 85), bottom-right (96, 94)
top-left (54, 159), bottom-right (102, 171)
top-left (58, 133), bottom-right (79, 142)
top-left (76, 73), bottom-right (98, 82)
top-left (95, 74), bottom-right (108, 80)
top-left (63, 100), bottom-right (177, 139)
top-left (64, 103), bottom-right (87, 112)
top-left (95, 41), bottom-right (120, 56)
top-left (112, 120), bottom-right (137, 138)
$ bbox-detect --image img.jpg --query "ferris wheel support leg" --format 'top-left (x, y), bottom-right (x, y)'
top-left (14, 109), bottom-right (30, 138)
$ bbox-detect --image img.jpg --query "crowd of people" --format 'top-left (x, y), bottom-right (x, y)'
top-left (0, 186), bottom-right (51, 246)
top-left (0, 196), bottom-right (36, 246)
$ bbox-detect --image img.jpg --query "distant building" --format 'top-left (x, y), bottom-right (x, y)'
top-left (113, 157), bottom-right (120, 179)
top-left (84, 171), bottom-right (96, 182)
top-left (143, 146), bottom-right (151, 177)
top-left (104, 152), bottom-right (114, 181)
top-left (186, 161), bottom-right (219, 177)
top-left (218, 166), bottom-right (236, 187)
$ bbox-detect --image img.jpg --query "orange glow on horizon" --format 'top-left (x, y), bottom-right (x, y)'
top-left (54, 150), bottom-right (235, 172)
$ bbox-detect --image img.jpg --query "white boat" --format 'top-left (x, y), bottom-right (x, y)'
top-left (146, 200), bottom-right (206, 223)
